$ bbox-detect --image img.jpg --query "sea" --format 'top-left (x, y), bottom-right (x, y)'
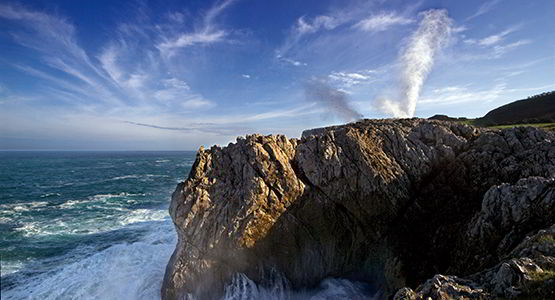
top-left (0, 151), bottom-right (373, 300)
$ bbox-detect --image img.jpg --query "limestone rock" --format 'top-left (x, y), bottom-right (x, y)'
top-left (162, 119), bottom-right (555, 300)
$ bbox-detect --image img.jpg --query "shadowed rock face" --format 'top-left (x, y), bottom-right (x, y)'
top-left (161, 119), bottom-right (555, 300)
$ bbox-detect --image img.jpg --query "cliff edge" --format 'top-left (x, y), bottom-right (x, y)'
top-left (162, 119), bottom-right (555, 300)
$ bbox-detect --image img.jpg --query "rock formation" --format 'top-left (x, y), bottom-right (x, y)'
top-left (162, 119), bottom-right (555, 300)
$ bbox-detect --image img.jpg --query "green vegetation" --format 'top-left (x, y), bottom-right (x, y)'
top-left (529, 269), bottom-right (555, 282)
top-left (488, 123), bottom-right (555, 131)
top-left (536, 234), bottom-right (555, 245)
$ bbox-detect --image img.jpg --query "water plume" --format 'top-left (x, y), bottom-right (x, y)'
top-left (305, 80), bottom-right (363, 123)
top-left (378, 9), bottom-right (453, 118)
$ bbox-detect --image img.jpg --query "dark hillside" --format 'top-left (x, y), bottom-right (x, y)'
top-left (476, 91), bottom-right (555, 126)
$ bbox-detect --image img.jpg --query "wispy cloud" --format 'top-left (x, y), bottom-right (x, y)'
top-left (461, 25), bottom-right (530, 60)
top-left (296, 15), bottom-right (340, 35)
top-left (123, 121), bottom-right (246, 135)
top-left (466, 0), bottom-right (502, 20)
top-left (492, 39), bottom-right (531, 58)
top-left (156, 0), bottom-right (235, 58)
top-left (275, 14), bottom-right (344, 66)
top-left (274, 2), bottom-right (422, 69)
top-left (0, 3), bottom-right (121, 106)
top-left (464, 25), bottom-right (520, 46)
top-left (0, 1), bottom-right (229, 115)
top-left (276, 55), bottom-right (307, 66)
top-left (420, 82), bottom-right (555, 106)
top-left (420, 83), bottom-right (507, 105)
top-left (328, 70), bottom-right (377, 89)
top-left (354, 12), bottom-right (413, 32)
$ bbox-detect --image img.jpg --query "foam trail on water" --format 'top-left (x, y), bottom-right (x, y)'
top-left (378, 9), bottom-right (452, 117)
top-left (305, 80), bottom-right (363, 123)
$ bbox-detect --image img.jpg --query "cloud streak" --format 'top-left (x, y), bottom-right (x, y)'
top-left (466, 0), bottom-right (502, 20)
top-left (157, 0), bottom-right (235, 58)
top-left (354, 12), bottom-right (413, 32)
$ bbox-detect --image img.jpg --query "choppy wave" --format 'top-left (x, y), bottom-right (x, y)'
top-left (13, 208), bottom-right (168, 237)
top-left (2, 219), bottom-right (176, 300)
top-left (0, 201), bottom-right (49, 212)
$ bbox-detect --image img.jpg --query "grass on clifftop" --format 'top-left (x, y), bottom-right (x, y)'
top-left (447, 119), bottom-right (555, 131)
top-left (487, 122), bottom-right (555, 130)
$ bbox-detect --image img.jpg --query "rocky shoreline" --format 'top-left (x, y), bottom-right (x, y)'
top-left (162, 119), bottom-right (554, 300)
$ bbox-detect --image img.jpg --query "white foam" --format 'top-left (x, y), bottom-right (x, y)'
top-left (110, 175), bottom-right (141, 180)
top-left (2, 220), bottom-right (177, 300)
top-left (0, 201), bottom-right (49, 212)
top-left (91, 192), bottom-right (146, 200)
top-left (40, 193), bottom-right (61, 198)
top-left (58, 192), bottom-right (144, 209)
top-left (1, 260), bottom-right (24, 277)
top-left (0, 216), bottom-right (13, 223)
top-left (219, 273), bottom-right (374, 300)
top-left (14, 208), bottom-right (168, 237)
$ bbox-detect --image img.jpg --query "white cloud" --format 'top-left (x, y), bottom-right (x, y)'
top-left (354, 12), bottom-right (413, 32)
top-left (477, 26), bottom-right (519, 46)
top-left (328, 70), bottom-right (375, 88)
top-left (182, 98), bottom-right (215, 109)
top-left (241, 74), bottom-right (251, 79)
top-left (492, 40), bottom-right (531, 58)
top-left (156, 0), bottom-right (235, 57)
top-left (158, 30), bottom-right (226, 53)
top-left (420, 84), bottom-right (507, 105)
top-left (461, 26), bottom-right (529, 60)
top-left (466, 0), bottom-right (502, 20)
top-left (276, 55), bottom-right (307, 67)
top-left (296, 15), bottom-right (340, 35)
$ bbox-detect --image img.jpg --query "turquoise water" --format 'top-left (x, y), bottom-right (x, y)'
top-left (0, 151), bottom-right (194, 299)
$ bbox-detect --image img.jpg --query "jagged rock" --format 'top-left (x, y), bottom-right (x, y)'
top-left (464, 177), bottom-right (555, 269)
top-left (396, 225), bottom-right (555, 299)
top-left (393, 274), bottom-right (487, 300)
top-left (162, 119), bottom-right (555, 300)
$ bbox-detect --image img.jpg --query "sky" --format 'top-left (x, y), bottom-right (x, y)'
top-left (0, 0), bottom-right (554, 150)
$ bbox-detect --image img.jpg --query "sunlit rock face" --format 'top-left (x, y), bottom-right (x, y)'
top-left (162, 119), bottom-right (555, 300)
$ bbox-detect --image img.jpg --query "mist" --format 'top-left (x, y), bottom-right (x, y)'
top-left (378, 9), bottom-right (453, 118)
top-left (305, 80), bottom-right (363, 123)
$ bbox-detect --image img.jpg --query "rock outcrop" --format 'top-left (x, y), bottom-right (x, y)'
top-left (162, 119), bottom-right (555, 300)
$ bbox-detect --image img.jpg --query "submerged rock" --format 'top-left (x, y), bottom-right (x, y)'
top-left (162, 119), bottom-right (555, 300)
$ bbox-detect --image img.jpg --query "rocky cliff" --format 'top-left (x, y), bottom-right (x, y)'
top-left (162, 119), bottom-right (555, 300)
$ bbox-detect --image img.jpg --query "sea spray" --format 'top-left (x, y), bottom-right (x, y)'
top-left (378, 9), bottom-right (453, 117)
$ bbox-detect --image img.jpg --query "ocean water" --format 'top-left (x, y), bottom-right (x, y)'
top-left (0, 151), bottom-right (373, 300)
top-left (0, 151), bottom-right (192, 299)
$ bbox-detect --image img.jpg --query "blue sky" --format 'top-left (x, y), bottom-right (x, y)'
top-left (0, 0), bottom-right (554, 150)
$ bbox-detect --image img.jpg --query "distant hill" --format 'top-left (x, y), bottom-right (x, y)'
top-left (428, 115), bottom-right (469, 122)
top-left (429, 91), bottom-right (555, 127)
top-left (476, 91), bottom-right (555, 126)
